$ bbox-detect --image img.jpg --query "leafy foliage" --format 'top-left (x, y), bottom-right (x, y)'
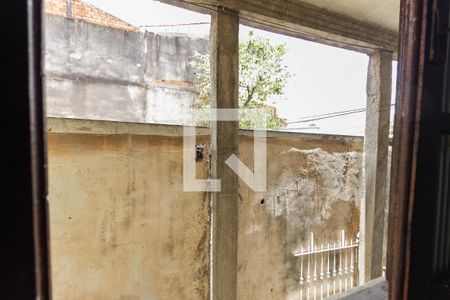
top-left (191, 31), bottom-right (292, 129)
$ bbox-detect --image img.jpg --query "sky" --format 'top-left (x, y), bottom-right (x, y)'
top-left (84, 0), bottom-right (397, 136)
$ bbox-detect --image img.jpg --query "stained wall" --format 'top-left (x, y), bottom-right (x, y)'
top-left (47, 118), bottom-right (362, 299)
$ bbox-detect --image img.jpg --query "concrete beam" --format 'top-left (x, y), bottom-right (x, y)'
top-left (359, 50), bottom-right (393, 283)
top-left (209, 7), bottom-right (239, 300)
top-left (158, 0), bottom-right (398, 54)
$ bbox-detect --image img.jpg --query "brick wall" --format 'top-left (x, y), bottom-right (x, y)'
top-left (44, 0), bottom-right (139, 32)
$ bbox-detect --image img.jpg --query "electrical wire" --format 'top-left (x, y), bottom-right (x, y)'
top-left (286, 104), bottom-right (395, 124)
top-left (139, 22), bottom-right (210, 27)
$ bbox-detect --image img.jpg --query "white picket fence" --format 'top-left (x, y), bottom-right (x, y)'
top-left (293, 230), bottom-right (359, 300)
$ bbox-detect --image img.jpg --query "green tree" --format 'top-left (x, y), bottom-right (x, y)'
top-left (191, 31), bottom-right (292, 129)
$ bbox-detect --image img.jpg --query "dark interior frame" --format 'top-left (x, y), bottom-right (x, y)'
top-left (0, 1), bottom-right (50, 299)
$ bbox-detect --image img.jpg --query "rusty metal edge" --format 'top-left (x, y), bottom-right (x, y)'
top-left (386, 0), bottom-right (427, 299)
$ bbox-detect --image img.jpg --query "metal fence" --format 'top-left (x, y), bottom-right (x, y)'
top-left (293, 230), bottom-right (359, 299)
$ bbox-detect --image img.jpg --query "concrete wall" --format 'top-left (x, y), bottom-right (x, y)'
top-left (47, 118), bottom-right (363, 299)
top-left (44, 15), bottom-right (209, 124)
top-left (48, 119), bottom-right (210, 299)
top-left (238, 132), bottom-right (362, 299)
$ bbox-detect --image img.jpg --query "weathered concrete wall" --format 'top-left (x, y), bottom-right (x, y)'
top-left (47, 118), bottom-right (363, 299)
top-left (44, 15), bottom-right (208, 124)
top-left (238, 132), bottom-right (362, 299)
top-left (47, 119), bottom-right (210, 300)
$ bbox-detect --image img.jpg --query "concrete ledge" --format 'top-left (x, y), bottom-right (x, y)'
top-left (330, 277), bottom-right (388, 300)
top-left (47, 117), bottom-right (209, 137)
top-left (47, 117), bottom-right (364, 143)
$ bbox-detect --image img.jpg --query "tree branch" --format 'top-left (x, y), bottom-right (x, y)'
top-left (243, 85), bottom-right (257, 107)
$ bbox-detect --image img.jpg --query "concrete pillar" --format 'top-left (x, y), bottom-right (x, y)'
top-left (359, 50), bottom-right (392, 283)
top-left (210, 7), bottom-right (239, 300)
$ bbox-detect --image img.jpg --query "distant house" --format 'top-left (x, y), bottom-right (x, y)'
top-left (44, 1), bottom-right (209, 125)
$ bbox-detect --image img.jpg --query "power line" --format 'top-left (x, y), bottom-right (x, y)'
top-left (287, 104), bottom-right (395, 124)
top-left (287, 108), bottom-right (365, 124)
top-left (279, 125), bottom-right (320, 130)
top-left (286, 107), bottom-right (365, 124)
top-left (139, 22), bottom-right (210, 27)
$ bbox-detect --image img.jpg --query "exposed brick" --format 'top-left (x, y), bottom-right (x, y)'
top-left (44, 0), bottom-right (139, 32)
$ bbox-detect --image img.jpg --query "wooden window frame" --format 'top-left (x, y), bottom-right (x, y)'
top-left (1, 1), bottom-right (50, 299)
top-left (7, 0), bottom-right (445, 299)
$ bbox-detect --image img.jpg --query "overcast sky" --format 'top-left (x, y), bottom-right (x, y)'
top-left (84, 0), bottom-right (397, 136)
